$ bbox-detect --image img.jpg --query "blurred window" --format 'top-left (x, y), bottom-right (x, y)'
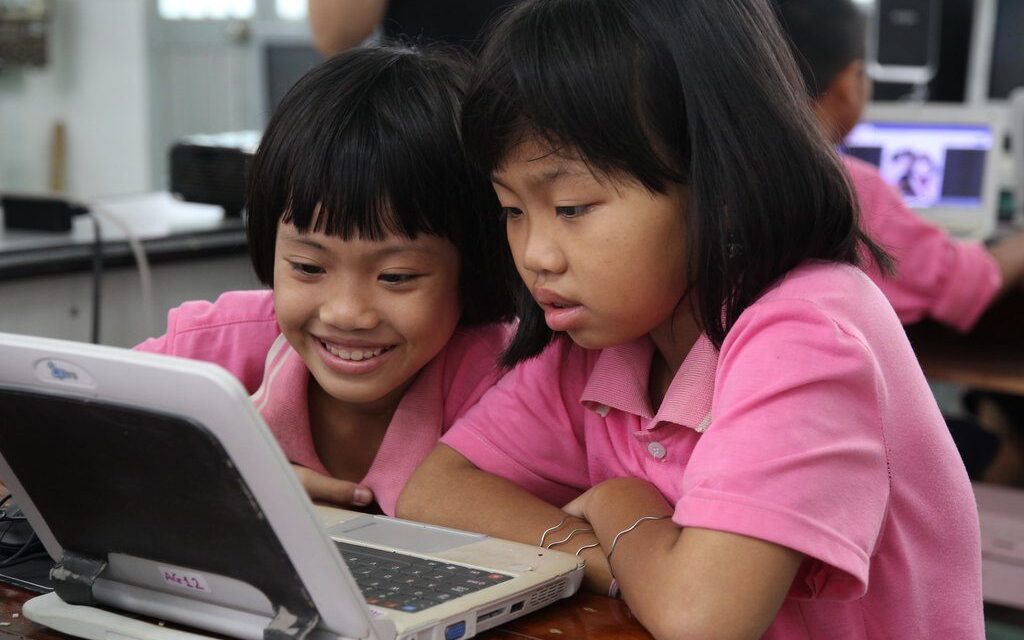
top-left (157, 0), bottom-right (256, 20)
top-left (275, 0), bottom-right (306, 20)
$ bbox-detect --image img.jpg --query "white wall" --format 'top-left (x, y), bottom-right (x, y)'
top-left (0, 0), bottom-right (150, 200)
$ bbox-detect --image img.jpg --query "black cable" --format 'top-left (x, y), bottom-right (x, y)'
top-left (0, 493), bottom-right (46, 568)
top-left (87, 210), bottom-right (104, 344)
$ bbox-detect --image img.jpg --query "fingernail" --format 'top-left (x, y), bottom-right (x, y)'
top-left (354, 488), bottom-right (372, 505)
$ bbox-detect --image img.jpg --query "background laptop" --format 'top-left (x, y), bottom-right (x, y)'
top-left (0, 332), bottom-right (583, 640)
top-left (843, 104), bottom-right (1006, 240)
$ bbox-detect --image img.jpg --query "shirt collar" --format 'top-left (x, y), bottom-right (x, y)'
top-left (250, 334), bottom-right (447, 512)
top-left (580, 334), bottom-right (719, 432)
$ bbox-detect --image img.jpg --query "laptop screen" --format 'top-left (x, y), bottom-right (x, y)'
top-left (843, 121), bottom-right (993, 210)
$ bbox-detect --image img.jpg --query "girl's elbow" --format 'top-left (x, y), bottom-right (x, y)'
top-left (396, 446), bottom-right (456, 520)
top-left (645, 611), bottom-right (706, 640)
top-left (646, 619), bottom-right (731, 640)
top-left (642, 604), bottom-right (766, 640)
top-left (395, 474), bottom-right (428, 520)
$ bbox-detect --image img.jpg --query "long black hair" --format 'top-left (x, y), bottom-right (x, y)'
top-left (462, 0), bottom-right (888, 365)
top-left (247, 43), bottom-right (515, 326)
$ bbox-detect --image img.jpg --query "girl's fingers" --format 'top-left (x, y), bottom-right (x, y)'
top-left (292, 465), bottom-right (373, 507)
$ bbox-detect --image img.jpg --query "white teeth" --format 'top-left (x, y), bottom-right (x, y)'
top-left (321, 341), bottom-right (385, 361)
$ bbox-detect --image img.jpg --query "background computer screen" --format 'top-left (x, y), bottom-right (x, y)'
top-left (263, 42), bottom-right (324, 120)
top-left (844, 122), bottom-right (993, 208)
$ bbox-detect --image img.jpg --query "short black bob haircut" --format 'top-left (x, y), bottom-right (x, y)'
top-left (463, 0), bottom-right (888, 366)
top-left (246, 43), bottom-right (515, 327)
top-left (772, 0), bottom-right (868, 98)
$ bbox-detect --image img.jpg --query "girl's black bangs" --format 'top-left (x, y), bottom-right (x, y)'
top-left (275, 119), bottom-right (461, 244)
top-left (253, 49), bottom-right (472, 245)
top-left (463, 0), bottom-right (687, 192)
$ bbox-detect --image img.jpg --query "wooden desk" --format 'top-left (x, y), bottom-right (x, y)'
top-left (907, 291), bottom-right (1024, 395)
top-left (0, 585), bottom-right (653, 640)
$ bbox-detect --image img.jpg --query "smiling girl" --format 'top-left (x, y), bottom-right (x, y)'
top-left (136, 44), bottom-right (514, 515)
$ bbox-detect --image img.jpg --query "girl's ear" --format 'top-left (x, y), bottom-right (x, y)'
top-left (816, 60), bottom-right (870, 144)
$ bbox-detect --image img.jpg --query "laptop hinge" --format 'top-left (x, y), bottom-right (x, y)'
top-left (49, 550), bottom-right (108, 606)
top-left (264, 606), bottom-right (320, 640)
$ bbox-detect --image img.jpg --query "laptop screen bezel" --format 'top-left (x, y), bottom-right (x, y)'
top-left (0, 333), bottom-right (379, 639)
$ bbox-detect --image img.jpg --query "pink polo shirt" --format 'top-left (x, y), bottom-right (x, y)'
top-left (845, 155), bottom-right (1001, 331)
top-left (443, 262), bottom-right (983, 639)
top-left (136, 290), bottom-right (510, 515)
top-left (135, 290), bottom-right (278, 393)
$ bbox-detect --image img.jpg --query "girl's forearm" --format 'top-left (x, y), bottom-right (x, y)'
top-left (585, 479), bottom-right (801, 640)
top-left (397, 444), bottom-right (612, 591)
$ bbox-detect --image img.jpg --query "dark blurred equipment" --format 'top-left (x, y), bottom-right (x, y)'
top-left (967, 0), bottom-right (1024, 102)
top-left (0, 0), bottom-right (49, 71)
top-left (169, 132), bottom-right (259, 218)
top-left (869, 0), bottom-right (942, 86)
top-left (873, 0), bottom-right (972, 102)
top-left (1, 195), bottom-right (85, 232)
top-left (382, 0), bottom-right (519, 52)
top-left (261, 40), bottom-right (322, 120)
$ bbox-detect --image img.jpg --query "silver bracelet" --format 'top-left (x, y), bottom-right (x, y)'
top-left (607, 515), bottom-right (670, 561)
top-left (538, 516), bottom-right (570, 548)
top-left (576, 541), bottom-right (601, 556)
top-left (545, 527), bottom-right (594, 549)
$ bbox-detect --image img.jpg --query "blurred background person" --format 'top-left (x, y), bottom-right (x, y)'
top-left (308, 0), bottom-right (518, 55)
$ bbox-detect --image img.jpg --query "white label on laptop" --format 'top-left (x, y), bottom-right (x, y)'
top-left (159, 566), bottom-right (212, 594)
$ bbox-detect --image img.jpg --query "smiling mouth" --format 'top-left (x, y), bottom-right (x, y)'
top-left (319, 339), bottom-right (393, 362)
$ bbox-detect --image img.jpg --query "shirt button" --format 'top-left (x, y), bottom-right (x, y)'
top-left (648, 441), bottom-right (666, 460)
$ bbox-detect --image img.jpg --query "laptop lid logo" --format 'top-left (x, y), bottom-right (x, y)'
top-left (34, 358), bottom-right (95, 389)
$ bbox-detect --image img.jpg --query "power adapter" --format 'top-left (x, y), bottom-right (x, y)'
top-left (1, 195), bottom-right (87, 232)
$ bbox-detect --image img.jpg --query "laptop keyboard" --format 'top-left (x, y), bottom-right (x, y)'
top-left (336, 541), bottom-right (513, 613)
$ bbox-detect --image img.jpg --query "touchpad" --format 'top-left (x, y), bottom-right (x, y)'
top-left (326, 515), bottom-right (486, 553)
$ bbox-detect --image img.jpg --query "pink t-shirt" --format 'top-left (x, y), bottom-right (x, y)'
top-left (136, 290), bottom-right (510, 515)
top-left (443, 262), bottom-right (983, 639)
top-left (846, 155), bottom-right (1001, 332)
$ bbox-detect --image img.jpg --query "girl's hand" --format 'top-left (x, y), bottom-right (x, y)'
top-left (292, 465), bottom-right (374, 508)
top-left (562, 485), bottom-right (601, 520)
top-left (563, 477), bottom-right (664, 523)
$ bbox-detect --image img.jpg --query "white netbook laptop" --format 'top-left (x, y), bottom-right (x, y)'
top-left (0, 332), bottom-right (584, 640)
top-left (843, 104), bottom-right (1006, 240)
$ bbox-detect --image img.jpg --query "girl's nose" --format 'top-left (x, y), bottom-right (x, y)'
top-left (319, 282), bottom-right (380, 330)
top-left (514, 216), bottom-right (567, 276)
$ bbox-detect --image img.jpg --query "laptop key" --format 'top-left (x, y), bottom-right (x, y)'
top-left (334, 540), bottom-right (513, 613)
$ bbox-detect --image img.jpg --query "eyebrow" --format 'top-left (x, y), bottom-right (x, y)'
top-left (492, 162), bottom-right (592, 190)
top-left (279, 233), bottom-right (328, 251)
top-left (279, 232), bottom-right (437, 258)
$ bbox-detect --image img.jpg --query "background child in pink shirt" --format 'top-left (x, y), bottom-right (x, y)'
top-left (770, 0), bottom-right (1024, 332)
top-left (136, 45), bottom-right (515, 515)
top-left (772, 0), bottom-right (1024, 486)
top-left (397, 0), bottom-right (984, 638)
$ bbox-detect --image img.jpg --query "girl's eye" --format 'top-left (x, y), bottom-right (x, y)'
top-left (379, 273), bottom-right (422, 285)
top-left (555, 205), bottom-right (593, 219)
top-left (289, 261), bottom-right (324, 276)
top-left (500, 206), bottom-right (524, 220)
